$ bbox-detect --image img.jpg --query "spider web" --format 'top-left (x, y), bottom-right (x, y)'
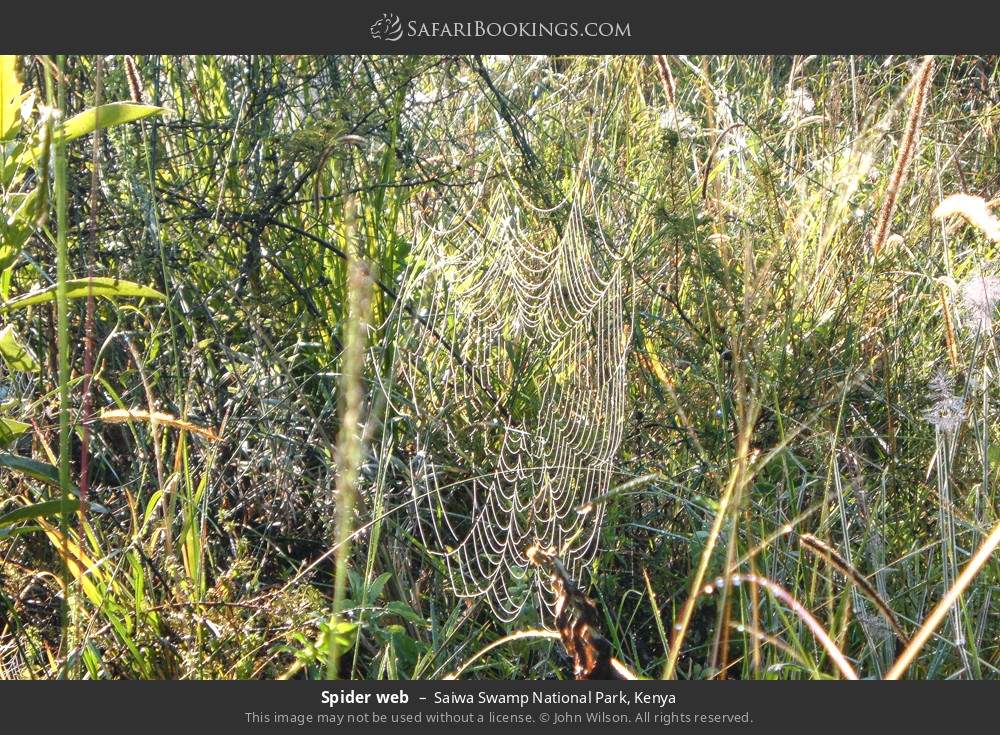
top-left (396, 182), bottom-right (630, 621)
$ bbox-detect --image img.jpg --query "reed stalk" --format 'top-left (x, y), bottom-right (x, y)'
top-left (327, 197), bottom-right (372, 679)
top-left (871, 56), bottom-right (934, 255)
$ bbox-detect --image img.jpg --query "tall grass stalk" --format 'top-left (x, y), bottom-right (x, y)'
top-left (886, 516), bottom-right (1000, 679)
top-left (653, 55), bottom-right (676, 106)
top-left (50, 54), bottom-right (75, 678)
top-left (871, 55), bottom-right (934, 254)
top-left (327, 198), bottom-right (372, 679)
top-left (663, 410), bottom-right (757, 679)
top-left (933, 421), bottom-right (969, 674)
top-left (80, 55), bottom-right (103, 505)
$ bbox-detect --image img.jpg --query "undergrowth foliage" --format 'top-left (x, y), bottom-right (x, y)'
top-left (1, 54), bottom-right (1000, 680)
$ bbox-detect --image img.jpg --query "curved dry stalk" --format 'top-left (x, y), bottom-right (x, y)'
top-left (443, 629), bottom-right (562, 680)
top-left (798, 533), bottom-right (908, 645)
top-left (715, 573), bottom-right (859, 680)
top-left (885, 516), bottom-right (1000, 679)
top-left (99, 409), bottom-right (220, 442)
top-left (701, 123), bottom-right (744, 201)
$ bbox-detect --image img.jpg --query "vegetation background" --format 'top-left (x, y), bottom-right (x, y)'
top-left (1, 54), bottom-right (999, 680)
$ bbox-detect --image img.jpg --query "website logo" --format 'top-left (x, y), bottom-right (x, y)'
top-left (370, 13), bottom-right (403, 41)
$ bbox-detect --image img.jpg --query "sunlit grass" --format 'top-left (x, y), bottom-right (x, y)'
top-left (1, 54), bottom-right (999, 681)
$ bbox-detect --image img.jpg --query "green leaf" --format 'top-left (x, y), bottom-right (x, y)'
top-left (988, 445), bottom-right (1000, 468)
top-left (0, 215), bottom-right (31, 277)
top-left (319, 619), bottom-right (358, 654)
top-left (14, 103), bottom-right (168, 169)
top-left (0, 451), bottom-right (59, 486)
top-left (0, 324), bottom-right (39, 371)
top-left (0, 452), bottom-right (107, 512)
top-left (0, 187), bottom-right (36, 293)
top-left (0, 277), bottom-right (166, 314)
top-left (365, 572), bottom-right (393, 604)
top-left (384, 600), bottom-right (429, 626)
top-left (58, 103), bottom-right (167, 145)
top-left (384, 624), bottom-right (422, 671)
top-left (0, 498), bottom-right (81, 528)
top-left (0, 55), bottom-right (22, 141)
top-left (0, 417), bottom-right (29, 447)
top-left (0, 523), bottom-right (42, 540)
top-left (141, 489), bottom-right (163, 530)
